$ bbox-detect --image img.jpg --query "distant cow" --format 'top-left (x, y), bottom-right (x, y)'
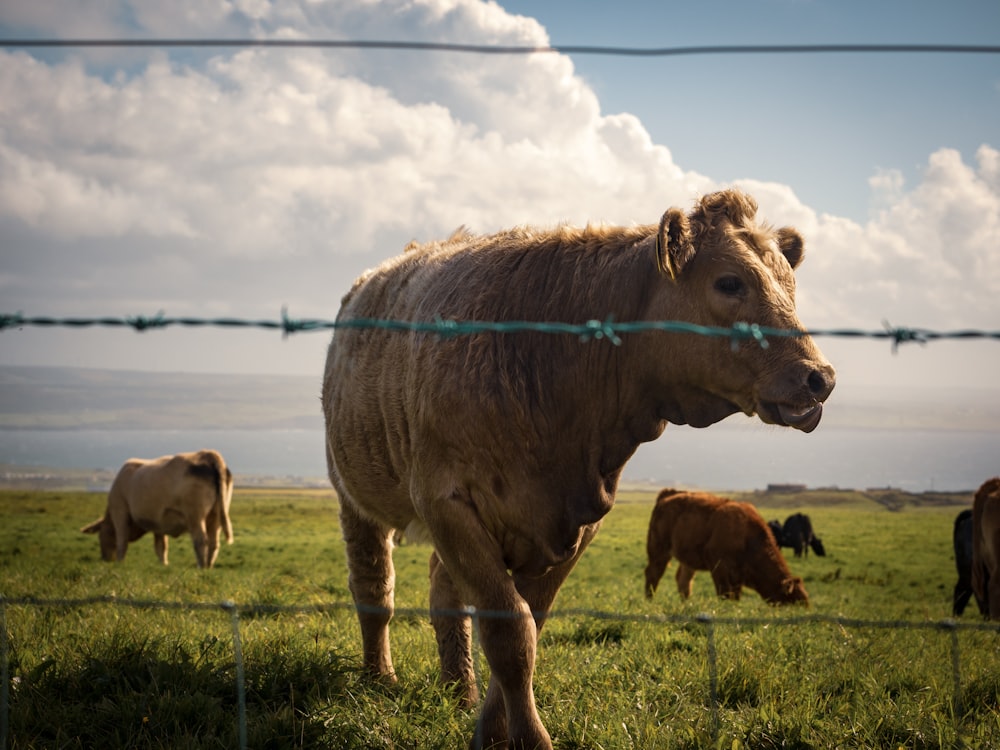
top-left (323, 189), bottom-right (834, 748)
top-left (972, 477), bottom-right (1000, 619)
top-left (953, 508), bottom-right (986, 616)
top-left (767, 519), bottom-right (784, 545)
top-left (644, 489), bottom-right (809, 605)
top-left (81, 450), bottom-right (234, 568)
top-left (782, 512), bottom-right (826, 557)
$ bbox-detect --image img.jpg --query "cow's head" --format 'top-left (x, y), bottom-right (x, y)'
top-left (779, 576), bottom-right (810, 606)
top-left (81, 518), bottom-right (116, 561)
top-left (651, 189), bottom-right (835, 431)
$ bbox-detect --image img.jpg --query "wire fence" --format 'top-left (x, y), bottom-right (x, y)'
top-left (3, 29), bottom-right (998, 750)
top-left (3, 39), bottom-right (1000, 57)
top-left (2, 594), bottom-right (998, 750)
top-left (3, 311), bottom-right (1000, 353)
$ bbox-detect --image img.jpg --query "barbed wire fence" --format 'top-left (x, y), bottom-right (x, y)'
top-left (3, 32), bottom-right (1000, 750)
top-left (3, 311), bottom-right (1000, 352)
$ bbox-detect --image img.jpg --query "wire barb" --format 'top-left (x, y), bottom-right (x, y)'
top-left (883, 320), bottom-right (929, 353)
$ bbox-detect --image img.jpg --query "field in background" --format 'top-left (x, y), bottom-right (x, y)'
top-left (2, 487), bottom-right (998, 749)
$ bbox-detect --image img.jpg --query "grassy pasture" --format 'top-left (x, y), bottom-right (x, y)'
top-left (2, 487), bottom-right (999, 749)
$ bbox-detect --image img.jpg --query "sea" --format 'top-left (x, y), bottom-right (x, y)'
top-left (1, 422), bottom-right (996, 493)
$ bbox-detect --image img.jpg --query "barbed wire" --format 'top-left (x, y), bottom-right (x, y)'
top-left (3, 39), bottom-right (1000, 57)
top-left (2, 311), bottom-right (999, 352)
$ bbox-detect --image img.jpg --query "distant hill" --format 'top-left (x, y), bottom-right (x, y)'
top-left (1, 365), bottom-right (999, 432)
top-left (0, 365), bottom-right (322, 430)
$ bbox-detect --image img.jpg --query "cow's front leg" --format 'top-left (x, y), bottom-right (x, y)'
top-left (422, 494), bottom-right (550, 750)
top-left (675, 563), bottom-right (695, 599)
top-left (710, 566), bottom-right (741, 600)
top-left (480, 522), bottom-right (599, 747)
top-left (154, 534), bottom-right (168, 565)
top-left (644, 545), bottom-right (672, 599)
top-left (340, 496), bottom-right (397, 681)
top-left (473, 593), bottom-right (544, 750)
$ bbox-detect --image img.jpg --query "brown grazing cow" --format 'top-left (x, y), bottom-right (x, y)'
top-left (972, 477), bottom-right (1000, 619)
top-left (645, 489), bottom-right (809, 604)
top-left (322, 188), bottom-right (834, 749)
top-left (81, 450), bottom-right (234, 568)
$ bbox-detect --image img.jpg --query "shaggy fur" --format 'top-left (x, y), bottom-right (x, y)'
top-left (644, 489), bottom-right (809, 604)
top-left (322, 188), bottom-right (834, 749)
top-left (81, 450), bottom-right (234, 568)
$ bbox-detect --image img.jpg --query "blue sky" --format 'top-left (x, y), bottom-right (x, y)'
top-left (0, 0), bottom-right (998, 399)
top-left (500, 0), bottom-right (1000, 223)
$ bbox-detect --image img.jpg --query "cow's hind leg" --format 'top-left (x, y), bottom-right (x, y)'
top-left (429, 551), bottom-right (478, 707)
top-left (988, 567), bottom-right (1000, 622)
top-left (340, 498), bottom-right (397, 681)
top-left (190, 520), bottom-right (210, 568)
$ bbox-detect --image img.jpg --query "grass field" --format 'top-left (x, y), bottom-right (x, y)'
top-left (2, 487), bottom-right (999, 749)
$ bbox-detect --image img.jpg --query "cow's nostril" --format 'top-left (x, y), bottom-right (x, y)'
top-left (807, 369), bottom-right (830, 397)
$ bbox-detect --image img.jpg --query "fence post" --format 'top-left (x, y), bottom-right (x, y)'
top-left (697, 612), bottom-right (720, 745)
top-left (222, 600), bottom-right (248, 750)
top-left (941, 619), bottom-right (963, 717)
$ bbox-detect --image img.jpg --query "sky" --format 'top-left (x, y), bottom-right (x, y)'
top-left (0, 0), bottom-right (998, 403)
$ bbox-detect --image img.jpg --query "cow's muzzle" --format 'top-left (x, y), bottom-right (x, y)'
top-left (776, 402), bottom-right (823, 433)
top-left (761, 361), bottom-right (835, 433)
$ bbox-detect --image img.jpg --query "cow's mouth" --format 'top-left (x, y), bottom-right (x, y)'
top-left (778, 402), bottom-right (823, 433)
top-left (761, 401), bottom-right (824, 433)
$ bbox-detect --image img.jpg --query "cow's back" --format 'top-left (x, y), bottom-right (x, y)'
top-left (650, 491), bottom-right (738, 569)
top-left (653, 492), bottom-right (787, 570)
top-left (127, 451), bottom-right (222, 535)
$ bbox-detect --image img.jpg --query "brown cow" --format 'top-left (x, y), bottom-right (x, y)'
top-left (322, 188), bottom-right (834, 749)
top-left (644, 489), bottom-right (809, 604)
top-left (81, 449), bottom-right (234, 568)
top-left (972, 477), bottom-right (1000, 619)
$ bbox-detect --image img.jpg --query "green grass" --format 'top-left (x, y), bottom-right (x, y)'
top-left (2, 488), bottom-right (999, 749)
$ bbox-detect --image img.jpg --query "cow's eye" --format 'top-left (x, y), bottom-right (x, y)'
top-left (714, 275), bottom-right (744, 296)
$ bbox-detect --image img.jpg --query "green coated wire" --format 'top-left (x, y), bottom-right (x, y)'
top-left (1, 311), bottom-right (998, 351)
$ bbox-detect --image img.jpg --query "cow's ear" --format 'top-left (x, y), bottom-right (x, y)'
top-left (656, 208), bottom-right (695, 280)
top-left (776, 227), bottom-right (805, 270)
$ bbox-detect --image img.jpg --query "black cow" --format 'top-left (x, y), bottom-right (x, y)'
top-left (780, 513), bottom-right (825, 558)
top-left (953, 508), bottom-right (987, 616)
top-left (767, 520), bottom-right (784, 546)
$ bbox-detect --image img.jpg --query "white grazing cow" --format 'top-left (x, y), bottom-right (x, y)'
top-left (82, 449), bottom-right (234, 568)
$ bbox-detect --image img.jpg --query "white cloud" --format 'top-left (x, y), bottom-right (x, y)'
top-left (0, 0), bottom-right (998, 376)
top-left (813, 145), bottom-right (1000, 328)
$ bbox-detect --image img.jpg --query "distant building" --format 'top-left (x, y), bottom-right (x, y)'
top-left (766, 483), bottom-right (807, 493)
